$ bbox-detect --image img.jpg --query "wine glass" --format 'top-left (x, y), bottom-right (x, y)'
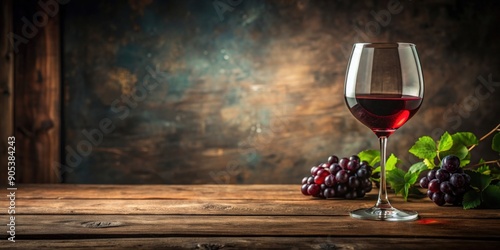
top-left (344, 42), bottom-right (424, 221)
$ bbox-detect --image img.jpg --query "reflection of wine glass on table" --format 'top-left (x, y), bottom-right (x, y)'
top-left (344, 43), bottom-right (424, 221)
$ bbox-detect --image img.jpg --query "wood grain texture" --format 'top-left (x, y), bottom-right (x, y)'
top-left (13, 184), bottom-right (500, 218)
top-left (13, 1), bottom-right (61, 183)
top-left (61, 0), bottom-right (500, 184)
top-left (3, 184), bottom-right (500, 249)
top-left (14, 215), bottom-right (500, 239)
top-left (0, 0), bottom-right (13, 187)
top-left (5, 237), bottom-right (500, 250)
top-left (15, 198), bottom-right (500, 218)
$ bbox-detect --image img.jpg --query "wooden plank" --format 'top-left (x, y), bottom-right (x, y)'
top-left (14, 198), bottom-right (500, 219)
top-left (13, 1), bottom-right (61, 183)
top-left (16, 184), bottom-right (382, 200)
top-left (14, 184), bottom-right (500, 218)
top-left (0, 0), bottom-right (14, 187)
top-left (14, 215), bottom-right (500, 239)
top-left (5, 237), bottom-right (500, 250)
top-left (18, 184), bottom-right (302, 200)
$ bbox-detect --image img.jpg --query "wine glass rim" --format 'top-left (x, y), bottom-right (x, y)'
top-left (353, 42), bottom-right (416, 47)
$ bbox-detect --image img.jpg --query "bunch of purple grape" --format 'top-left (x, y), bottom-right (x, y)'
top-left (301, 155), bottom-right (373, 199)
top-left (419, 155), bottom-right (471, 206)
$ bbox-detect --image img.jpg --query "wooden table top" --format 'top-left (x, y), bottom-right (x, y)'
top-left (4, 184), bottom-right (500, 249)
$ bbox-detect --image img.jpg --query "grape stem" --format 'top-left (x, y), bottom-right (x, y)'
top-left (467, 123), bottom-right (500, 151)
top-left (468, 159), bottom-right (500, 169)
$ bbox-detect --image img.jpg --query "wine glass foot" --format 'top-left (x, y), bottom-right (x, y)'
top-left (350, 206), bottom-right (418, 222)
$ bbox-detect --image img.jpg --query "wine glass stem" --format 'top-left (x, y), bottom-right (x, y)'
top-left (376, 136), bottom-right (392, 209)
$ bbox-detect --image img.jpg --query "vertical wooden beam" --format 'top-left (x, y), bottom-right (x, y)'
top-left (14, 1), bottom-right (61, 183)
top-left (0, 0), bottom-right (14, 186)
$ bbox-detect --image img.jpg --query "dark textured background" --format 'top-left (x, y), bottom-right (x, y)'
top-left (62, 0), bottom-right (500, 184)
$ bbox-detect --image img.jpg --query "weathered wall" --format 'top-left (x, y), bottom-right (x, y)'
top-left (61, 0), bottom-right (500, 184)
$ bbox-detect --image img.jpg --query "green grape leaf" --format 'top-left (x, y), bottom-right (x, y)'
top-left (467, 170), bottom-right (492, 191)
top-left (423, 158), bottom-right (436, 169)
top-left (460, 159), bottom-right (470, 167)
top-left (440, 143), bottom-right (469, 160)
top-left (482, 185), bottom-right (500, 209)
top-left (451, 132), bottom-right (479, 147)
top-left (438, 131), bottom-right (453, 152)
top-left (408, 162), bottom-right (427, 175)
top-left (404, 171), bottom-right (419, 185)
top-left (358, 150), bottom-right (380, 167)
top-left (371, 154), bottom-right (400, 184)
top-left (490, 166), bottom-right (500, 181)
top-left (460, 152), bottom-right (472, 167)
top-left (492, 132), bottom-right (500, 153)
top-left (385, 154), bottom-right (400, 171)
top-left (477, 165), bottom-right (491, 176)
top-left (409, 136), bottom-right (437, 159)
top-left (387, 168), bottom-right (407, 200)
top-left (403, 183), bottom-right (411, 201)
top-left (462, 190), bottom-right (482, 210)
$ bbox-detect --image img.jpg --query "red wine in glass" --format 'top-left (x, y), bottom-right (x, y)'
top-left (346, 94), bottom-right (423, 137)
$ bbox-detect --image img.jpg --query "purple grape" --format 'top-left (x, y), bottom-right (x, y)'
top-left (427, 190), bottom-right (434, 200)
top-left (419, 176), bottom-right (429, 188)
top-left (327, 155), bottom-right (339, 164)
top-left (435, 169), bottom-right (450, 182)
top-left (349, 155), bottom-right (360, 163)
top-left (356, 189), bottom-right (366, 198)
top-left (317, 189), bottom-right (325, 198)
top-left (301, 184), bottom-right (309, 195)
top-left (428, 179), bottom-right (441, 193)
top-left (347, 161), bottom-right (360, 172)
top-left (427, 169), bottom-right (437, 180)
top-left (359, 165), bottom-right (372, 178)
top-left (301, 177), bottom-right (308, 184)
top-left (324, 175), bottom-right (336, 187)
top-left (356, 168), bottom-right (368, 179)
top-left (324, 188), bottom-right (335, 198)
top-left (453, 186), bottom-right (466, 196)
top-left (307, 176), bottom-right (314, 185)
top-left (444, 193), bottom-right (456, 204)
top-left (339, 158), bottom-right (349, 169)
top-left (463, 173), bottom-right (471, 184)
top-left (335, 170), bottom-right (349, 183)
top-left (345, 190), bottom-right (357, 200)
top-left (314, 174), bottom-right (326, 185)
top-left (316, 169), bottom-right (328, 177)
top-left (311, 166), bottom-right (319, 175)
top-left (348, 176), bottom-right (360, 189)
top-left (336, 184), bottom-right (348, 196)
top-left (364, 182), bottom-right (373, 193)
top-left (361, 178), bottom-right (371, 188)
top-left (307, 184), bottom-right (320, 196)
top-left (450, 173), bottom-right (465, 188)
top-left (366, 169), bottom-right (372, 177)
top-left (329, 163), bottom-right (342, 175)
top-left (432, 192), bottom-right (445, 206)
top-left (441, 155), bottom-right (460, 173)
top-left (440, 181), bottom-right (453, 194)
